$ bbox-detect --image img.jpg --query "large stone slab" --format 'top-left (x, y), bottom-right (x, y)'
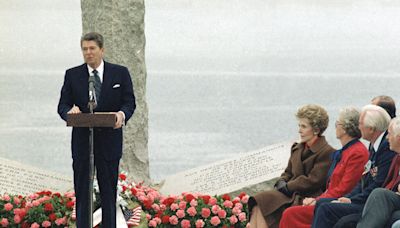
top-left (0, 157), bottom-right (73, 195)
top-left (160, 142), bottom-right (292, 196)
top-left (81, 0), bottom-right (150, 183)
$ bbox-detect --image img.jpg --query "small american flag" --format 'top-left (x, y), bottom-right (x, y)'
top-left (124, 206), bottom-right (142, 226)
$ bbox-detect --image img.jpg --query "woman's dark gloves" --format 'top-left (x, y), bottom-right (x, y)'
top-left (274, 179), bottom-right (293, 197)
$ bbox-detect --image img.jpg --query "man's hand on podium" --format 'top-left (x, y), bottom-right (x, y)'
top-left (68, 105), bottom-right (82, 114)
top-left (114, 111), bottom-right (125, 129)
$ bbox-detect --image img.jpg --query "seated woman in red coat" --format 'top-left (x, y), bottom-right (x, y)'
top-left (279, 107), bottom-right (369, 228)
top-left (249, 104), bottom-right (336, 228)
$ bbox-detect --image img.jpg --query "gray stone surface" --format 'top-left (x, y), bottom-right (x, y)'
top-left (159, 142), bottom-right (292, 196)
top-left (81, 0), bottom-right (149, 182)
top-left (0, 157), bottom-right (73, 195)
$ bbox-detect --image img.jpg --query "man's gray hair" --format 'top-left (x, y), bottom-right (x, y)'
top-left (361, 104), bottom-right (391, 132)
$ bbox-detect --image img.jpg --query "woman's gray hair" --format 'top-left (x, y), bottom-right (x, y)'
top-left (390, 117), bottom-right (400, 136)
top-left (361, 104), bottom-right (391, 132)
top-left (338, 107), bottom-right (361, 138)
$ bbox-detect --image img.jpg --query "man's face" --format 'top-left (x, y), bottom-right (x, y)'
top-left (359, 112), bottom-right (374, 141)
top-left (387, 124), bottom-right (400, 153)
top-left (81, 40), bottom-right (104, 69)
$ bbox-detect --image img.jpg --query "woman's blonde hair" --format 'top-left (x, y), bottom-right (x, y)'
top-left (296, 104), bottom-right (329, 136)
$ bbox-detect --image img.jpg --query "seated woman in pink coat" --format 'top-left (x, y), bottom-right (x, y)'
top-left (279, 107), bottom-right (369, 228)
top-left (249, 104), bottom-right (336, 228)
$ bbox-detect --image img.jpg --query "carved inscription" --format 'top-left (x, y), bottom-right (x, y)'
top-left (160, 142), bottom-right (292, 195)
top-left (0, 157), bottom-right (73, 195)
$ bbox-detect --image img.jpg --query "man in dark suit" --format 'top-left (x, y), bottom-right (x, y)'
top-left (311, 104), bottom-right (395, 228)
top-left (356, 117), bottom-right (400, 228)
top-left (58, 32), bottom-right (135, 228)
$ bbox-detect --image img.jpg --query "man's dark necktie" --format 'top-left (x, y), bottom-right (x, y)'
top-left (92, 69), bottom-right (102, 102)
top-left (369, 144), bottom-right (376, 164)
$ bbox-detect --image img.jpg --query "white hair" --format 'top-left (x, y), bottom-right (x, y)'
top-left (361, 104), bottom-right (391, 132)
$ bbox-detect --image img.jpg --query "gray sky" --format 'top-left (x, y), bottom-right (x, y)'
top-left (1, 0), bottom-right (400, 74)
top-left (145, 0), bottom-right (400, 74)
top-left (0, 0), bottom-right (82, 72)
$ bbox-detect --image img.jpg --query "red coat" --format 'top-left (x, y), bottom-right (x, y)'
top-left (319, 141), bottom-right (369, 199)
top-left (279, 140), bottom-right (369, 228)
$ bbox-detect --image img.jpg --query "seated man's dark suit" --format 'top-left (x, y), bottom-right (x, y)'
top-left (311, 134), bottom-right (395, 228)
top-left (355, 154), bottom-right (400, 228)
top-left (58, 61), bottom-right (135, 228)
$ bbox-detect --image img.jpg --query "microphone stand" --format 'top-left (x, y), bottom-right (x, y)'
top-left (87, 75), bottom-right (97, 228)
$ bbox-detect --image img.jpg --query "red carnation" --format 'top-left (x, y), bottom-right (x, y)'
top-left (49, 213), bottom-right (57, 221)
top-left (44, 203), bottom-right (53, 212)
top-left (66, 201), bottom-right (75, 209)
top-left (162, 197), bottom-right (175, 206)
top-left (53, 193), bottom-right (61, 198)
top-left (232, 199), bottom-right (240, 205)
top-left (119, 173), bottom-right (127, 181)
top-left (161, 215), bottom-right (170, 224)
top-left (131, 188), bottom-right (137, 196)
top-left (37, 191), bottom-right (52, 196)
top-left (222, 194), bottom-right (231, 201)
top-left (156, 210), bottom-right (163, 218)
top-left (143, 199), bottom-right (153, 209)
top-left (201, 195), bottom-right (211, 204)
top-left (185, 194), bottom-right (195, 203)
top-left (238, 192), bottom-right (246, 199)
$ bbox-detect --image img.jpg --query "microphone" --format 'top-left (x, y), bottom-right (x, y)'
top-left (88, 74), bottom-right (97, 110)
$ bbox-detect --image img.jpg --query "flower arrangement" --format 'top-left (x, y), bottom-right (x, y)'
top-left (117, 173), bottom-right (250, 228)
top-left (0, 191), bottom-right (75, 227)
top-left (1, 173), bottom-right (250, 227)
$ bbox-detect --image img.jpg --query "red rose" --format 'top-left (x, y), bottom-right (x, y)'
top-left (201, 195), bottom-right (211, 205)
top-left (222, 194), bottom-right (231, 201)
top-left (44, 203), bottom-right (53, 212)
top-left (161, 215), bottom-right (170, 224)
top-left (185, 194), bottom-right (195, 203)
top-left (49, 213), bottom-right (57, 221)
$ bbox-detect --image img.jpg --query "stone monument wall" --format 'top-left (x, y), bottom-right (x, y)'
top-left (80, 0), bottom-right (149, 182)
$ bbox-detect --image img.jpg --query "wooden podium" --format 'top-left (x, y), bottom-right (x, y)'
top-left (66, 112), bottom-right (116, 227)
top-left (67, 112), bottom-right (117, 128)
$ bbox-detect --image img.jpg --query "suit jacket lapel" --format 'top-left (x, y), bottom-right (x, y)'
top-left (99, 61), bottom-right (114, 106)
